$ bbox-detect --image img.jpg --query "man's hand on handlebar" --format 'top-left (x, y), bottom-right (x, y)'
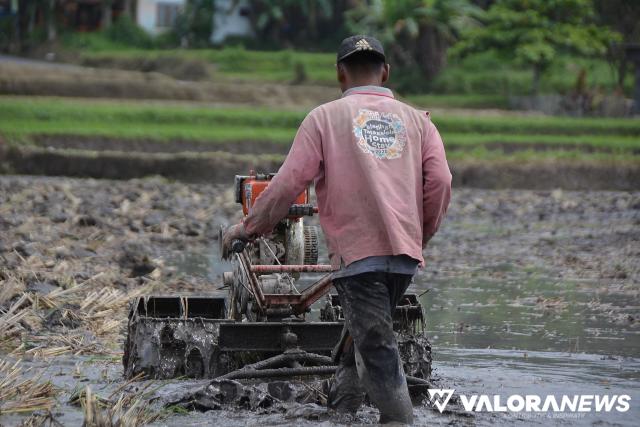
top-left (222, 223), bottom-right (250, 258)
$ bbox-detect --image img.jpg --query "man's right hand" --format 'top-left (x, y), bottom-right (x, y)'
top-left (221, 223), bottom-right (250, 259)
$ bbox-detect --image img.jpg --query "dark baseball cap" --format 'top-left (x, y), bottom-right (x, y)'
top-left (337, 35), bottom-right (386, 63)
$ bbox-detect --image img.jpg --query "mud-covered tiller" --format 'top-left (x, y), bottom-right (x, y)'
top-left (123, 172), bottom-right (431, 385)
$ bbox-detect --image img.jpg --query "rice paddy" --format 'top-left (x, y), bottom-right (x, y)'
top-left (1, 97), bottom-right (638, 162)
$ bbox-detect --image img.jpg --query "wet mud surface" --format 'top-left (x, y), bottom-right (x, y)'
top-left (0, 175), bottom-right (638, 425)
top-left (421, 188), bottom-right (640, 357)
top-left (30, 134), bottom-right (290, 155)
top-left (3, 145), bottom-right (639, 190)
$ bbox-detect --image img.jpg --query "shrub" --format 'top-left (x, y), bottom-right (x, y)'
top-left (106, 15), bottom-right (155, 49)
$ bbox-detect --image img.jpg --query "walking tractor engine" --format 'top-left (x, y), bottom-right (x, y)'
top-left (123, 171), bottom-right (432, 389)
top-left (222, 172), bottom-right (326, 322)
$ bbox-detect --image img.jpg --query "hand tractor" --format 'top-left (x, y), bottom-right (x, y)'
top-left (123, 172), bottom-right (431, 385)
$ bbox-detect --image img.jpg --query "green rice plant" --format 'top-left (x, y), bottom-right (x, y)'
top-left (1, 97), bottom-right (638, 158)
top-left (443, 133), bottom-right (640, 151)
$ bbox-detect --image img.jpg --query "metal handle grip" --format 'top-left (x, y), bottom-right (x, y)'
top-left (288, 204), bottom-right (316, 216)
top-left (231, 239), bottom-right (246, 253)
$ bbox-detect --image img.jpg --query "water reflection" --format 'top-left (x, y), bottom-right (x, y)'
top-left (169, 241), bottom-right (639, 358)
top-left (160, 242), bottom-right (640, 425)
top-left (414, 273), bottom-right (639, 358)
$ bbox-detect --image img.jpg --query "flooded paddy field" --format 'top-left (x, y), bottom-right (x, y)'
top-left (0, 175), bottom-right (638, 426)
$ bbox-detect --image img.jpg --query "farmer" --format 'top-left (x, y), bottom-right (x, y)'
top-left (222, 35), bottom-right (451, 424)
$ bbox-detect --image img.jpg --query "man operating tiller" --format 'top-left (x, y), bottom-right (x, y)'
top-left (222, 35), bottom-right (451, 425)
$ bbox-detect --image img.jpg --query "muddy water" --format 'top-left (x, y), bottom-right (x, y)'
top-left (3, 345), bottom-right (637, 426)
top-left (192, 231), bottom-right (639, 358)
top-left (1, 177), bottom-right (638, 426)
top-left (157, 244), bottom-right (640, 426)
top-left (162, 210), bottom-right (640, 425)
top-left (417, 274), bottom-right (640, 357)
top-left (141, 348), bottom-right (640, 426)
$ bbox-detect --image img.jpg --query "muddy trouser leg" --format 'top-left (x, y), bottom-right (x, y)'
top-left (330, 272), bottom-right (414, 424)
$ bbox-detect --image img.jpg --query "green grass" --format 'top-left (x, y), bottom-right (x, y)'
top-left (59, 28), bottom-right (633, 107)
top-left (3, 97), bottom-right (639, 136)
top-left (429, 51), bottom-right (633, 96)
top-left (444, 147), bottom-right (639, 162)
top-left (63, 30), bottom-right (338, 84)
top-left (79, 47), bottom-right (337, 85)
top-left (0, 98), bottom-right (305, 129)
top-left (431, 115), bottom-right (640, 137)
top-left (444, 133), bottom-right (639, 151)
top-left (405, 94), bottom-right (510, 109)
top-left (1, 97), bottom-right (638, 158)
top-left (80, 47), bottom-right (629, 97)
top-left (195, 48), bottom-right (335, 84)
top-left (0, 119), bottom-right (295, 143)
top-left (63, 30), bottom-right (630, 98)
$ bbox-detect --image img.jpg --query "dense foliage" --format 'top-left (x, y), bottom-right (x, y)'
top-left (453, 0), bottom-right (619, 94)
top-left (0, 0), bottom-right (637, 99)
top-left (346, 0), bottom-right (483, 90)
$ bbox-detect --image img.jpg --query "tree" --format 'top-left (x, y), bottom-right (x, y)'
top-left (46, 0), bottom-right (57, 42)
top-left (454, 0), bottom-right (619, 94)
top-left (102, 0), bottom-right (113, 29)
top-left (123, 0), bottom-right (133, 17)
top-left (173, 0), bottom-right (215, 47)
top-left (594, 0), bottom-right (640, 89)
top-left (346, 0), bottom-right (482, 83)
top-left (248, 0), bottom-right (336, 47)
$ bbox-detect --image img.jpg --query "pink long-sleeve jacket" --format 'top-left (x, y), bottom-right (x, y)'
top-left (243, 86), bottom-right (452, 269)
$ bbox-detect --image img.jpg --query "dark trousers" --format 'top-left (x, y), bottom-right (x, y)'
top-left (329, 272), bottom-right (414, 424)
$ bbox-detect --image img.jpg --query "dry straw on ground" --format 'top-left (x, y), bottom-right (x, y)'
top-left (0, 359), bottom-right (57, 415)
top-left (80, 386), bottom-right (161, 427)
top-left (0, 272), bottom-right (154, 357)
top-left (0, 294), bottom-right (32, 343)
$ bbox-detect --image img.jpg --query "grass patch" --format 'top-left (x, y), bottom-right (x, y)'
top-left (73, 46), bottom-right (629, 98)
top-left (60, 31), bottom-right (631, 102)
top-left (444, 133), bottom-right (640, 151)
top-left (0, 97), bottom-right (305, 128)
top-left (444, 147), bottom-right (639, 162)
top-left (79, 47), bottom-right (337, 86)
top-left (1, 97), bottom-right (638, 157)
top-left (431, 114), bottom-right (640, 137)
top-left (3, 97), bottom-right (639, 135)
top-left (405, 94), bottom-right (510, 109)
top-left (429, 51), bottom-right (633, 96)
top-left (1, 120), bottom-right (295, 144)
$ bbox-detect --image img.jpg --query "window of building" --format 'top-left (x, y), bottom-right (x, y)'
top-left (156, 2), bottom-right (180, 28)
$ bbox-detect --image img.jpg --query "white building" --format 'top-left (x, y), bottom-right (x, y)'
top-left (136, 0), bottom-right (253, 43)
top-left (136, 0), bottom-right (185, 35)
top-left (210, 0), bottom-right (253, 44)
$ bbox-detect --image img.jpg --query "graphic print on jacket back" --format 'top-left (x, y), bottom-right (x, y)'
top-left (353, 109), bottom-right (407, 160)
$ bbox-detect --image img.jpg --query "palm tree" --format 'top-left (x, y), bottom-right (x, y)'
top-left (250, 0), bottom-right (334, 45)
top-left (346, 0), bottom-right (482, 81)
